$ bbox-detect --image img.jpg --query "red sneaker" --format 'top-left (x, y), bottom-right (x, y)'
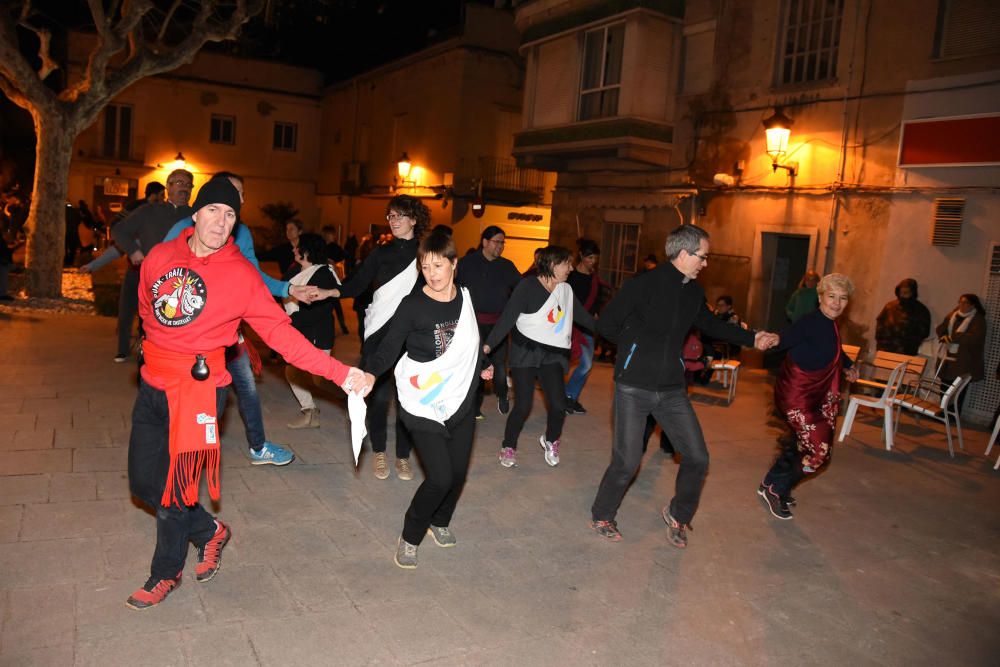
top-left (125, 573), bottom-right (182, 610)
top-left (195, 520), bottom-right (231, 583)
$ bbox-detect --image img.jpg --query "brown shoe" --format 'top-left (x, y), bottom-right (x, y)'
top-left (287, 408), bottom-right (319, 430)
top-left (395, 457), bottom-right (413, 481)
top-left (373, 452), bottom-right (389, 480)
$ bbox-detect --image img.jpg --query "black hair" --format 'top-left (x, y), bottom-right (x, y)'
top-left (576, 238), bottom-right (599, 258)
top-left (287, 219), bottom-right (304, 231)
top-left (297, 233), bottom-right (327, 265)
top-left (212, 171), bottom-right (244, 184)
top-left (960, 293), bottom-right (986, 316)
top-left (717, 295), bottom-right (733, 306)
top-left (386, 194), bottom-right (430, 238)
top-left (431, 223), bottom-right (453, 237)
top-left (481, 225), bottom-right (505, 242)
top-left (144, 182), bottom-right (165, 197)
top-left (536, 245), bottom-right (573, 278)
top-left (418, 230), bottom-right (457, 263)
top-left (644, 253), bottom-right (658, 265)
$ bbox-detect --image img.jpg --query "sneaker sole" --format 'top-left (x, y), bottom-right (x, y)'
top-left (396, 470), bottom-right (414, 481)
top-left (590, 521), bottom-right (623, 542)
top-left (250, 456), bottom-right (294, 466)
top-left (427, 528), bottom-right (457, 548)
top-left (756, 487), bottom-right (794, 521)
top-left (498, 458), bottom-right (516, 468)
top-left (124, 582), bottom-right (180, 610)
top-left (393, 554), bottom-right (417, 569)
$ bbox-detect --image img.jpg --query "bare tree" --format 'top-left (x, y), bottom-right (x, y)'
top-left (0, 0), bottom-right (265, 297)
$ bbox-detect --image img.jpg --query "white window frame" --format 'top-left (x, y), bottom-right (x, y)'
top-left (578, 22), bottom-right (625, 121)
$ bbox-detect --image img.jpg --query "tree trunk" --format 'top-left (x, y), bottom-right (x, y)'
top-left (24, 111), bottom-right (76, 298)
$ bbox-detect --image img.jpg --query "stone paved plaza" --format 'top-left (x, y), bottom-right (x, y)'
top-left (1, 309), bottom-right (998, 666)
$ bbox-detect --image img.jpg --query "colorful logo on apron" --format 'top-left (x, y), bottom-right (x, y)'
top-left (547, 305), bottom-right (566, 334)
top-left (409, 371), bottom-right (453, 405)
top-left (150, 267), bottom-right (207, 327)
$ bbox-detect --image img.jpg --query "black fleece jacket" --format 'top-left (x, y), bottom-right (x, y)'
top-left (598, 263), bottom-right (756, 389)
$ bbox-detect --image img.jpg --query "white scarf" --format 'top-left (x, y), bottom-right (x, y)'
top-left (946, 309), bottom-right (974, 354)
top-left (364, 259), bottom-right (417, 340)
top-left (394, 287), bottom-right (479, 424)
top-left (283, 264), bottom-right (341, 315)
top-left (515, 281), bottom-right (573, 349)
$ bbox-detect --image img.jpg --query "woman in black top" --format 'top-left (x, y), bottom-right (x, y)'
top-left (484, 246), bottom-right (596, 469)
top-left (284, 234), bottom-right (339, 429)
top-left (329, 196), bottom-right (427, 480)
top-left (758, 273), bottom-right (859, 520)
top-left (363, 232), bottom-right (492, 569)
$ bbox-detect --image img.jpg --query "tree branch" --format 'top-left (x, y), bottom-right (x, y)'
top-left (0, 4), bottom-right (55, 112)
top-left (156, 0), bottom-right (185, 46)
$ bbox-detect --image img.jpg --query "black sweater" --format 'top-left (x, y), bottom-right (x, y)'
top-left (598, 263), bottom-right (756, 389)
top-left (456, 250), bottom-right (521, 316)
top-left (485, 277), bottom-right (596, 370)
top-left (287, 265), bottom-right (338, 350)
top-left (364, 289), bottom-right (481, 434)
top-left (778, 308), bottom-right (853, 371)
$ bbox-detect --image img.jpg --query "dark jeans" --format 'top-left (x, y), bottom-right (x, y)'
top-left (227, 348), bottom-right (266, 450)
top-left (503, 363), bottom-right (567, 448)
top-left (402, 410), bottom-right (475, 545)
top-left (641, 414), bottom-right (675, 454)
top-left (591, 383), bottom-right (709, 525)
top-left (367, 371), bottom-right (413, 458)
top-left (475, 323), bottom-right (509, 411)
top-left (117, 269), bottom-right (140, 356)
top-left (762, 433), bottom-right (807, 499)
top-left (128, 381), bottom-right (226, 580)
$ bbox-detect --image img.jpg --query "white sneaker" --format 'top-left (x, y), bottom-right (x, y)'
top-left (539, 435), bottom-right (560, 466)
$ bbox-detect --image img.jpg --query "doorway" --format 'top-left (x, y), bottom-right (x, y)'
top-left (760, 233), bottom-right (811, 333)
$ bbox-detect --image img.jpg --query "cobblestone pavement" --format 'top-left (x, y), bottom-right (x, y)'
top-left (1, 309), bottom-right (998, 666)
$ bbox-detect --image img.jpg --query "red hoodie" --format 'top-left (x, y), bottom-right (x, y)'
top-left (138, 228), bottom-right (350, 389)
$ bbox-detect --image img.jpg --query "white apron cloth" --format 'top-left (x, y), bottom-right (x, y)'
top-left (515, 282), bottom-right (573, 349)
top-left (393, 288), bottom-right (479, 425)
top-left (283, 264), bottom-right (341, 315)
top-left (945, 310), bottom-right (973, 354)
top-left (364, 259), bottom-right (418, 340)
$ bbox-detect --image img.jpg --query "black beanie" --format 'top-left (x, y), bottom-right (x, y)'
top-left (192, 179), bottom-right (241, 217)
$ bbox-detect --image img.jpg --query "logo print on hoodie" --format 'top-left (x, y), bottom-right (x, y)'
top-left (150, 267), bottom-right (208, 327)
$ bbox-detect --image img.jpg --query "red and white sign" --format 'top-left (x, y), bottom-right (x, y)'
top-left (898, 113), bottom-right (1000, 167)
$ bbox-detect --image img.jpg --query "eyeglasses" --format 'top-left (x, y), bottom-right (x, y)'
top-left (168, 180), bottom-right (193, 187)
top-left (487, 238), bottom-right (505, 245)
top-left (691, 252), bottom-right (709, 262)
top-left (386, 212), bottom-right (408, 222)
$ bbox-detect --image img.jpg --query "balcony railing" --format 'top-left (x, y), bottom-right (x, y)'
top-left (456, 156), bottom-right (547, 201)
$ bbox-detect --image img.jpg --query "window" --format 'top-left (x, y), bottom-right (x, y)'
top-left (273, 122), bottom-right (297, 151)
top-left (934, 0), bottom-right (1000, 59)
top-left (777, 0), bottom-right (844, 86)
top-left (579, 23), bottom-right (625, 121)
top-left (210, 115), bottom-right (236, 144)
top-left (102, 104), bottom-right (132, 159)
top-left (600, 222), bottom-right (640, 288)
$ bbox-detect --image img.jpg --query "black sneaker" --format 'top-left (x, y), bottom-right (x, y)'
top-left (564, 398), bottom-right (586, 415)
top-left (497, 396), bottom-right (510, 415)
top-left (757, 484), bottom-right (793, 520)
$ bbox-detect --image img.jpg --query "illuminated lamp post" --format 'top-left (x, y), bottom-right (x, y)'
top-left (762, 108), bottom-right (797, 176)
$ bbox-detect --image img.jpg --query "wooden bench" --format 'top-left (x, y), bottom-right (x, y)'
top-left (842, 344), bottom-right (861, 363)
top-left (854, 351), bottom-right (927, 394)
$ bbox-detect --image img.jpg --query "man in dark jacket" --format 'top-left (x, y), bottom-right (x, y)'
top-left (875, 278), bottom-right (931, 355)
top-left (589, 224), bottom-right (778, 547)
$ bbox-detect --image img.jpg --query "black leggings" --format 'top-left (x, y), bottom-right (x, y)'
top-left (402, 410), bottom-right (475, 545)
top-left (366, 371), bottom-right (413, 458)
top-left (502, 363), bottom-right (567, 449)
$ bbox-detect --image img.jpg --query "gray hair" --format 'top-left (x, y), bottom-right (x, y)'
top-left (818, 273), bottom-right (855, 297)
top-left (664, 224), bottom-right (709, 260)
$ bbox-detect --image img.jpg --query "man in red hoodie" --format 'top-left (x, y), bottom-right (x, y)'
top-left (125, 179), bottom-right (369, 610)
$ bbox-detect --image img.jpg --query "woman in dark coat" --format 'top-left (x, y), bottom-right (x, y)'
top-left (936, 293), bottom-right (987, 413)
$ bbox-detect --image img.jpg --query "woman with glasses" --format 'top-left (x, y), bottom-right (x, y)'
top-left (483, 245), bottom-right (596, 469)
top-left (327, 195), bottom-right (428, 480)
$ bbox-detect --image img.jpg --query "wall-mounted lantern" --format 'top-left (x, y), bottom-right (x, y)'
top-left (158, 151), bottom-right (189, 171)
top-left (396, 151), bottom-right (417, 190)
top-left (762, 108), bottom-right (797, 176)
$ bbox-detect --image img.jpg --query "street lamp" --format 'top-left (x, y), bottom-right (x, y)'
top-left (762, 108), bottom-right (797, 176)
top-left (396, 152), bottom-right (414, 188)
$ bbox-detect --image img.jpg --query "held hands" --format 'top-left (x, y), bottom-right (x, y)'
top-left (754, 331), bottom-right (780, 351)
top-left (128, 250), bottom-right (144, 264)
top-left (480, 364), bottom-right (494, 381)
top-left (289, 284), bottom-right (321, 304)
top-left (844, 366), bottom-right (859, 382)
top-left (482, 344), bottom-right (491, 355)
top-left (341, 367), bottom-right (373, 397)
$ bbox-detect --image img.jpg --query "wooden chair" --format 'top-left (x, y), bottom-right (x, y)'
top-left (892, 375), bottom-right (971, 458)
top-left (855, 351), bottom-right (926, 395)
top-left (984, 413), bottom-right (1000, 470)
top-left (841, 344), bottom-right (861, 363)
top-left (838, 361), bottom-right (908, 451)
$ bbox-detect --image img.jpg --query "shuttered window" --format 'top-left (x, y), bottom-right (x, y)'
top-left (930, 198), bottom-right (964, 246)
top-left (935, 0), bottom-right (1000, 59)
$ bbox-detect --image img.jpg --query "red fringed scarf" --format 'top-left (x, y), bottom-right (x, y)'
top-left (142, 339), bottom-right (226, 507)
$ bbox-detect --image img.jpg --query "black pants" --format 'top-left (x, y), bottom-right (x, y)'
top-left (762, 433), bottom-right (807, 499)
top-left (503, 363), bottom-right (567, 449)
top-left (591, 384), bottom-right (709, 525)
top-left (127, 381), bottom-right (226, 580)
top-left (402, 410), bottom-right (476, 545)
top-left (641, 414), bottom-right (675, 454)
top-left (366, 371), bottom-right (413, 458)
top-left (332, 299), bottom-right (348, 332)
top-left (475, 323), bottom-right (509, 411)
